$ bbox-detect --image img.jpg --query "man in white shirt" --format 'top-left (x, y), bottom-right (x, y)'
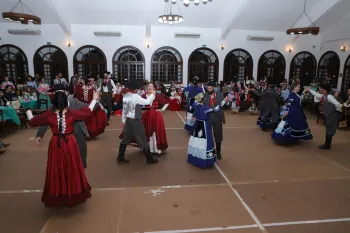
top-left (53, 73), bottom-right (68, 86)
top-left (98, 71), bottom-right (117, 121)
top-left (307, 83), bottom-right (342, 150)
top-left (118, 80), bottom-right (158, 165)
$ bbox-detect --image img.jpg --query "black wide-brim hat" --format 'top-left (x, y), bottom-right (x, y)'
top-left (125, 80), bottom-right (143, 90)
top-left (103, 71), bottom-right (111, 75)
top-left (319, 83), bottom-right (331, 92)
top-left (48, 84), bottom-right (68, 93)
top-left (207, 81), bottom-right (217, 87)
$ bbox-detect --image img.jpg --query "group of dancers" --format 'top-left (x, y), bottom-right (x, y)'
top-left (257, 80), bottom-right (343, 150)
top-left (24, 74), bottom-right (344, 209)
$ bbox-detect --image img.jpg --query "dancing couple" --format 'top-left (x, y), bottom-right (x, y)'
top-left (27, 84), bottom-right (98, 208)
top-left (187, 81), bottom-right (227, 169)
top-left (117, 80), bottom-right (162, 164)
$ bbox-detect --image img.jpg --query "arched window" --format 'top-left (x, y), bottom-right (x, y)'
top-left (257, 50), bottom-right (286, 84)
top-left (0, 44), bottom-right (28, 84)
top-left (73, 45), bottom-right (107, 79)
top-left (289, 51), bottom-right (317, 86)
top-left (151, 47), bottom-right (183, 83)
top-left (34, 45), bottom-right (68, 85)
top-left (188, 47), bottom-right (219, 83)
top-left (112, 46), bottom-right (145, 84)
top-left (341, 55), bottom-right (350, 97)
top-left (224, 49), bottom-right (253, 83)
top-left (317, 51), bottom-right (340, 88)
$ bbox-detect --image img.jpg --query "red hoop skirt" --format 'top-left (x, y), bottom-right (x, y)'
top-left (85, 105), bottom-right (108, 137)
top-left (168, 98), bottom-right (182, 111)
top-left (42, 134), bottom-right (91, 208)
top-left (119, 110), bottom-right (168, 150)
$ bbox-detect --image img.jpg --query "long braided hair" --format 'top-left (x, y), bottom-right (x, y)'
top-left (53, 91), bottom-right (68, 134)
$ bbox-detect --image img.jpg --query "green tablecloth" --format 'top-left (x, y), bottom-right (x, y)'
top-left (20, 100), bottom-right (37, 109)
top-left (0, 106), bottom-right (21, 125)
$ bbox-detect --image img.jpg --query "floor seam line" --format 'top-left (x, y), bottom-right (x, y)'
top-left (176, 111), bottom-right (267, 232)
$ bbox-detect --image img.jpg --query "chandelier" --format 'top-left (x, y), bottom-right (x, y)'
top-left (2, 0), bottom-right (41, 24)
top-left (173, 0), bottom-right (213, 6)
top-left (158, 0), bottom-right (184, 24)
top-left (286, 0), bottom-right (319, 36)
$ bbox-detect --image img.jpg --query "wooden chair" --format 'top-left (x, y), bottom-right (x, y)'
top-left (33, 99), bottom-right (48, 116)
top-left (17, 108), bottom-right (28, 130)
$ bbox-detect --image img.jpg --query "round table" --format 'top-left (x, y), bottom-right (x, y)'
top-left (0, 106), bottom-right (21, 125)
top-left (20, 100), bottom-right (37, 109)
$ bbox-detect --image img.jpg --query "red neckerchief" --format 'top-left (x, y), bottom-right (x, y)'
top-left (129, 90), bottom-right (136, 93)
top-left (320, 93), bottom-right (327, 103)
top-left (210, 93), bottom-right (216, 107)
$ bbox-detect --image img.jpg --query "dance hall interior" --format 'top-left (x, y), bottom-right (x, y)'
top-left (1, 0), bottom-right (350, 233)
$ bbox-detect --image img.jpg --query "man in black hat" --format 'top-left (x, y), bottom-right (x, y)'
top-left (203, 81), bottom-right (227, 160)
top-left (98, 71), bottom-right (117, 121)
top-left (307, 83), bottom-right (342, 149)
top-left (35, 84), bottom-right (91, 168)
top-left (257, 80), bottom-right (282, 130)
top-left (117, 80), bottom-right (158, 164)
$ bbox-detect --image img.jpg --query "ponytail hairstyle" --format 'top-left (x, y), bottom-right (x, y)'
top-left (53, 91), bottom-right (68, 133)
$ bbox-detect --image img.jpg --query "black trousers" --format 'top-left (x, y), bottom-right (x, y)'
top-left (101, 93), bottom-right (113, 119)
top-left (209, 114), bottom-right (223, 143)
top-left (121, 119), bottom-right (149, 149)
top-left (74, 129), bottom-right (87, 168)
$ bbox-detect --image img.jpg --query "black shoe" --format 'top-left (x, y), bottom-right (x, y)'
top-left (143, 147), bottom-right (158, 164)
top-left (117, 144), bottom-right (130, 164)
top-left (319, 135), bottom-right (332, 150)
top-left (216, 142), bottom-right (222, 160)
top-left (319, 144), bottom-right (331, 150)
top-left (117, 157), bottom-right (130, 164)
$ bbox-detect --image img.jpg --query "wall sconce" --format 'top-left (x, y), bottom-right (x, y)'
top-left (341, 46), bottom-right (346, 52)
top-left (68, 41), bottom-right (71, 47)
top-left (288, 47), bottom-right (293, 53)
top-left (221, 45), bottom-right (224, 50)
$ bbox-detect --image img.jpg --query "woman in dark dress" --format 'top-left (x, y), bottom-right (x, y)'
top-left (271, 82), bottom-right (313, 144)
top-left (26, 91), bottom-right (98, 208)
top-left (187, 93), bottom-right (219, 169)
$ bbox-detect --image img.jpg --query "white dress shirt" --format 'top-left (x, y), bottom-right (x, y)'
top-left (310, 90), bottom-right (341, 111)
top-left (97, 79), bottom-right (117, 94)
top-left (122, 93), bottom-right (155, 123)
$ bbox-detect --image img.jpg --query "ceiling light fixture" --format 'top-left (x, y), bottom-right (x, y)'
top-left (179, 0), bottom-right (212, 6)
top-left (286, 0), bottom-right (319, 36)
top-left (2, 0), bottom-right (41, 25)
top-left (159, 0), bottom-right (183, 25)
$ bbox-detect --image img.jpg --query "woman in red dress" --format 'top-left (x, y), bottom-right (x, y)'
top-left (26, 91), bottom-right (98, 208)
top-left (77, 78), bottom-right (108, 137)
top-left (119, 83), bottom-right (169, 154)
top-left (168, 82), bottom-right (182, 111)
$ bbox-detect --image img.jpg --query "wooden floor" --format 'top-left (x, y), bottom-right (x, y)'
top-left (1, 111), bottom-right (350, 233)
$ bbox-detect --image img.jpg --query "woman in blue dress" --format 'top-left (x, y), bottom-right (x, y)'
top-left (187, 93), bottom-right (219, 169)
top-left (271, 82), bottom-right (313, 144)
top-left (184, 77), bottom-right (204, 133)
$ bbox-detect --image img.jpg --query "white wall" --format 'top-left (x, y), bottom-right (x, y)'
top-left (320, 18), bottom-right (350, 91)
top-left (224, 29), bottom-right (320, 81)
top-left (0, 23), bottom-right (321, 84)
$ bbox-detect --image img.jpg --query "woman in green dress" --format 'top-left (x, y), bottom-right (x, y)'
top-left (37, 77), bottom-right (52, 110)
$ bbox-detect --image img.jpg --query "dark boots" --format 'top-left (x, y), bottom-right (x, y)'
top-left (117, 144), bottom-right (130, 164)
top-left (319, 135), bottom-right (332, 150)
top-left (216, 142), bottom-right (222, 160)
top-left (143, 147), bottom-right (158, 164)
top-left (118, 144), bottom-right (158, 164)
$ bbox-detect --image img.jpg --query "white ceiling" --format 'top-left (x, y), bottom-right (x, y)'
top-left (1, 0), bottom-right (349, 32)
